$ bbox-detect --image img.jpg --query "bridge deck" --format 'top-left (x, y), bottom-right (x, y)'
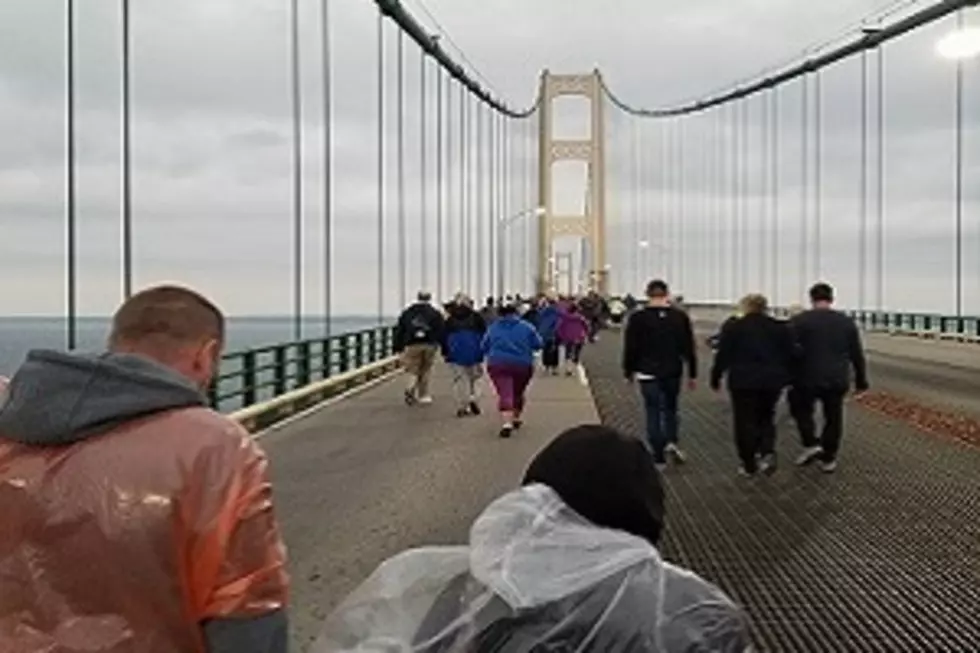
top-left (264, 331), bottom-right (980, 652)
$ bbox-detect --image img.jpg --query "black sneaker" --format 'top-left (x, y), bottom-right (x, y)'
top-left (499, 425), bottom-right (513, 439)
top-left (469, 400), bottom-right (481, 416)
top-left (513, 419), bottom-right (523, 430)
top-left (456, 408), bottom-right (469, 418)
top-left (404, 390), bottom-right (417, 406)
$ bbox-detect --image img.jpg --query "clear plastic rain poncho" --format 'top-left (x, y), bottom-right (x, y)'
top-left (315, 484), bottom-right (751, 652)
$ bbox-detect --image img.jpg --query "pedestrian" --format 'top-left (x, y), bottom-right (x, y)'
top-left (710, 293), bottom-right (796, 477)
top-left (394, 290), bottom-right (446, 406)
top-left (316, 425), bottom-right (750, 653)
top-left (535, 295), bottom-right (561, 374)
top-left (480, 296), bottom-right (498, 325)
top-left (442, 293), bottom-right (487, 418)
top-left (482, 301), bottom-right (543, 438)
top-left (557, 302), bottom-right (590, 376)
top-left (622, 279), bottom-right (697, 470)
top-left (789, 282), bottom-right (869, 473)
top-left (0, 285), bottom-right (289, 653)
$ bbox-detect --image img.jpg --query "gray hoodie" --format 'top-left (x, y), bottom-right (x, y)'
top-left (0, 349), bottom-right (206, 445)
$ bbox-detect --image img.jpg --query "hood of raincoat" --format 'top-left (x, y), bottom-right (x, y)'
top-left (315, 484), bottom-right (750, 653)
top-left (0, 349), bottom-right (206, 446)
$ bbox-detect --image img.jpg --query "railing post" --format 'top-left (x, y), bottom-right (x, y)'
top-left (297, 341), bottom-right (311, 387)
top-left (243, 350), bottom-right (256, 407)
top-left (368, 329), bottom-right (378, 362)
top-left (322, 338), bottom-right (332, 379)
top-left (355, 331), bottom-right (365, 368)
top-left (340, 334), bottom-right (351, 372)
top-left (274, 346), bottom-right (287, 396)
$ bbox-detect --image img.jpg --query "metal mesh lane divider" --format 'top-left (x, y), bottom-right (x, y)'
top-left (583, 332), bottom-right (980, 652)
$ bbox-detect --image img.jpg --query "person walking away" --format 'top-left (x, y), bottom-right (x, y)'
top-left (535, 296), bottom-right (561, 374)
top-left (315, 425), bottom-right (751, 652)
top-left (557, 302), bottom-right (590, 377)
top-left (394, 290), bottom-right (446, 406)
top-left (442, 293), bottom-right (487, 418)
top-left (710, 294), bottom-right (795, 477)
top-left (480, 296), bottom-right (498, 325)
top-left (789, 282), bottom-right (869, 473)
top-left (482, 302), bottom-right (543, 438)
top-left (0, 285), bottom-right (289, 653)
top-left (622, 279), bottom-right (697, 470)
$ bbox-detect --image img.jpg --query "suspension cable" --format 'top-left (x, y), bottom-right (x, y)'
top-left (599, 0), bottom-right (975, 117)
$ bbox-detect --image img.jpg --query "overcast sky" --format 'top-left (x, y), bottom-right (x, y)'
top-left (1, 0), bottom-right (977, 319)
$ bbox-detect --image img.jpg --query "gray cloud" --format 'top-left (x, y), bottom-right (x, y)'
top-left (2, 0), bottom-right (979, 320)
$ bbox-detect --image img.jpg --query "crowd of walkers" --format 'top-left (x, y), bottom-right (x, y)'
top-left (0, 279), bottom-right (867, 652)
top-left (393, 290), bottom-right (605, 438)
top-left (623, 277), bottom-right (869, 478)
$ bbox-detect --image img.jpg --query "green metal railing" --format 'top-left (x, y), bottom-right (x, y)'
top-left (209, 326), bottom-right (395, 412)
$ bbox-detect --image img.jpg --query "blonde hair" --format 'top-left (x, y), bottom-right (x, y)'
top-left (739, 293), bottom-right (769, 315)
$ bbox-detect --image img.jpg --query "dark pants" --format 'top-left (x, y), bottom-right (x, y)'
top-left (639, 377), bottom-right (681, 463)
top-left (486, 362), bottom-right (533, 413)
top-left (542, 339), bottom-right (560, 368)
top-left (564, 342), bottom-right (584, 363)
top-left (730, 388), bottom-right (781, 472)
top-left (788, 386), bottom-right (846, 461)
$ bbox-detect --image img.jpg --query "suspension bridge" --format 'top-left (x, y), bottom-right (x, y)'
top-left (5, 0), bottom-right (980, 650)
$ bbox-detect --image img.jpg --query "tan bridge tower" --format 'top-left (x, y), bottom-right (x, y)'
top-left (536, 70), bottom-right (607, 295)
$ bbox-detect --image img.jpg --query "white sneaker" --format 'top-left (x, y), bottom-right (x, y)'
top-left (821, 459), bottom-right (838, 474)
top-left (665, 443), bottom-right (687, 464)
top-left (655, 463), bottom-right (668, 474)
top-left (758, 454), bottom-right (777, 476)
top-left (795, 446), bottom-right (823, 466)
top-left (737, 466), bottom-right (755, 478)
top-left (417, 396), bottom-right (433, 405)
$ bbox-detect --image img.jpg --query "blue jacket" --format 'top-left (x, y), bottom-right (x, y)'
top-left (535, 304), bottom-right (560, 341)
top-left (442, 304), bottom-right (486, 366)
top-left (482, 315), bottom-right (543, 367)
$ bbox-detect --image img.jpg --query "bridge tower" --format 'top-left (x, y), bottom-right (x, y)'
top-left (536, 70), bottom-right (607, 295)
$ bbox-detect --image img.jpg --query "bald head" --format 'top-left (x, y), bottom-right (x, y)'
top-left (109, 285), bottom-right (225, 388)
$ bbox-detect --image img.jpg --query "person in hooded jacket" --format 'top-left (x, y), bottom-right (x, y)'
top-left (0, 285), bottom-right (289, 653)
top-left (442, 293), bottom-right (487, 418)
top-left (394, 291), bottom-right (446, 406)
top-left (482, 302), bottom-right (543, 438)
top-left (314, 424), bottom-right (751, 653)
top-left (534, 296), bottom-right (561, 374)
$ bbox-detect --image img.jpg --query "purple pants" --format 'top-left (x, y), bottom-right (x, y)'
top-left (486, 362), bottom-right (533, 413)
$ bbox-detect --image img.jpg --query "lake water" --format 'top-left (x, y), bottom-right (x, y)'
top-left (0, 316), bottom-right (385, 377)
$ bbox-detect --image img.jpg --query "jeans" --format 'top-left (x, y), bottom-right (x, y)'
top-left (638, 377), bottom-right (681, 463)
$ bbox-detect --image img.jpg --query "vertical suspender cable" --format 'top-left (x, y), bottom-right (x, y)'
top-left (800, 74), bottom-right (809, 299)
top-left (630, 118), bottom-right (638, 291)
top-left (771, 89), bottom-right (780, 305)
top-left (954, 9), bottom-right (964, 319)
top-left (436, 63), bottom-right (444, 301)
top-left (66, 0), bottom-right (77, 349)
top-left (741, 98), bottom-right (750, 293)
top-left (420, 53), bottom-right (428, 292)
top-left (760, 93), bottom-right (768, 292)
top-left (660, 120), bottom-right (668, 279)
top-left (875, 46), bottom-right (885, 311)
top-left (290, 0), bottom-right (303, 338)
top-left (121, 0), bottom-right (133, 300)
top-left (476, 105), bottom-right (484, 299)
top-left (460, 88), bottom-right (467, 291)
top-left (814, 69), bottom-right (823, 281)
top-left (489, 113), bottom-right (497, 297)
top-left (679, 118), bottom-right (686, 290)
top-left (396, 31), bottom-right (406, 308)
top-left (321, 0), bottom-right (333, 337)
top-left (730, 103), bottom-right (738, 301)
top-left (376, 12), bottom-right (385, 324)
top-left (524, 115), bottom-right (531, 294)
top-left (859, 49), bottom-right (869, 314)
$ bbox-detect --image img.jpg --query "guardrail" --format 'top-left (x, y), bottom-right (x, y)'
top-left (209, 326), bottom-right (397, 415)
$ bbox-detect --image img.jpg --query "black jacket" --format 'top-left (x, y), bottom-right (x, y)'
top-left (622, 305), bottom-right (697, 381)
top-left (789, 308), bottom-right (869, 391)
top-left (710, 313), bottom-right (795, 391)
top-left (393, 302), bottom-right (445, 352)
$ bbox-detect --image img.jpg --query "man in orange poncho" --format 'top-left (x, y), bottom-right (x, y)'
top-left (0, 285), bottom-right (289, 653)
